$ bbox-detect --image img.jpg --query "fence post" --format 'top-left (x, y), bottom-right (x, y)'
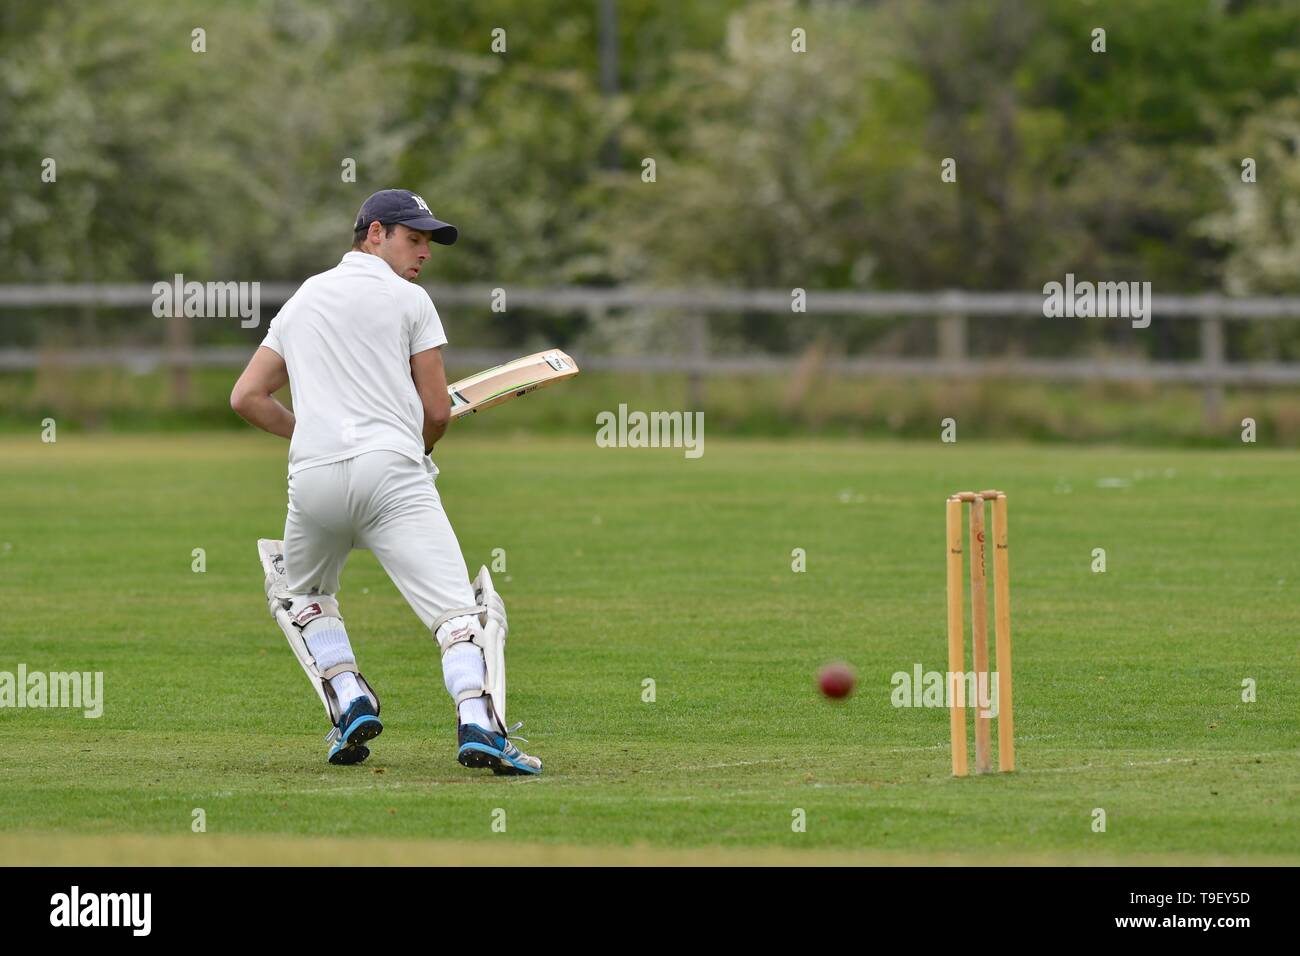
top-left (166, 307), bottom-right (192, 407)
top-left (1200, 315), bottom-right (1224, 428)
top-left (687, 312), bottom-right (708, 408)
top-left (938, 313), bottom-right (967, 366)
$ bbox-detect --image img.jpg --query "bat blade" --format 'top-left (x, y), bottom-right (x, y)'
top-left (447, 349), bottom-right (579, 419)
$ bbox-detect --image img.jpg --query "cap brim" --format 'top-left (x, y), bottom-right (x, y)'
top-left (396, 215), bottom-right (458, 245)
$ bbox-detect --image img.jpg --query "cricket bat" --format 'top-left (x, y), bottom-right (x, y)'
top-left (447, 349), bottom-right (579, 419)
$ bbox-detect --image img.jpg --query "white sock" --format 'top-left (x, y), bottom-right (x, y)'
top-left (459, 695), bottom-right (492, 729)
top-left (329, 672), bottom-right (363, 708)
top-left (442, 641), bottom-right (492, 728)
top-left (303, 619), bottom-right (364, 712)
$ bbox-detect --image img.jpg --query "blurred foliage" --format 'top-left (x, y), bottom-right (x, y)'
top-left (0, 0), bottom-right (409, 281)
top-left (3, 0), bottom-right (1300, 361)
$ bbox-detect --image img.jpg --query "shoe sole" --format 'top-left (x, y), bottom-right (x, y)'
top-left (329, 743), bottom-right (371, 765)
top-left (457, 742), bottom-right (540, 776)
top-left (328, 716), bottom-right (383, 766)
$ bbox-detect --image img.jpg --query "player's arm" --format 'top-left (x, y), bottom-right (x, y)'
top-left (411, 346), bottom-right (452, 454)
top-left (230, 346), bottom-right (295, 439)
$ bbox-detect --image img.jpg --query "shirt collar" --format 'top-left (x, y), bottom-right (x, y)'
top-left (341, 250), bottom-right (396, 275)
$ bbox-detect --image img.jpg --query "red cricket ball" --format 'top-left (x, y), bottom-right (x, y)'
top-left (818, 662), bottom-right (856, 699)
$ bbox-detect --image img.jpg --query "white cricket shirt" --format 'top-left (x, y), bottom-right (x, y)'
top-left (260, 251), bottom-right (447, 475)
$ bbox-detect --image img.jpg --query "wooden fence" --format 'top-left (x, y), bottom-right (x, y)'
top-left (4, 285), bottom-right (1300, 423)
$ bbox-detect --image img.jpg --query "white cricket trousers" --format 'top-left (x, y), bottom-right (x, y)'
top-left (282, 450), bottom-right (476, 628)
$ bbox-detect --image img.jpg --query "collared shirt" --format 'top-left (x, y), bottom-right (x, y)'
top-left (260, 251), bottom-right (447, 476)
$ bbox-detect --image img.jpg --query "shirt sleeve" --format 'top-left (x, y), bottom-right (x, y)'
top-left (410, 289), bottom-right (448, 354)
top-left (260, 302), bottom-right (288, 356)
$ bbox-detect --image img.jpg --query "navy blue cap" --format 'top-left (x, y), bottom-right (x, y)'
top-left (355, 189), bottom-right (458, 245)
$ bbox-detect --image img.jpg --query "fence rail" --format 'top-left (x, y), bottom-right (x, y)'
top-left (5, 283), bottom-right (1300, 317)
top-left (2, 347), bottom-right (1298, 387)
top-left (4, 285), bottom-right (1300, 423)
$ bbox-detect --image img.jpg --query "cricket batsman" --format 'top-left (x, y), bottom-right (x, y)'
top-left (230, 188), bottom-right (542, 775)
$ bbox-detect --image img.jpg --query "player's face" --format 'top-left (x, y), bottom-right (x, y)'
top-left (377, 223), bottom-right (432, 281)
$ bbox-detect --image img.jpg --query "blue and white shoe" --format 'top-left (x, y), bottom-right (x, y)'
top-left (457, 722), bottom-right (543, 776)
top-left (327, 696), bottom-right (383, 765)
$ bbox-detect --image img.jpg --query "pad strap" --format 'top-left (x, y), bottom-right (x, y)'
top-left (432, 606), bottom-right (487, 657)
top-left (432, 605), bottom-right (486, 634)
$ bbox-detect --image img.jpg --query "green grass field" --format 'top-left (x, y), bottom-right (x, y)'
top-left (1, 432), bottom-right (1297, 864)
